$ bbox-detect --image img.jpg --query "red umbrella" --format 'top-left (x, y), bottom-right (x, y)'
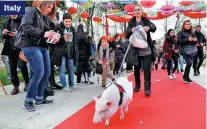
top-left (161, 5), bottom-right (175, 11)
top-left (184, 11), bottom-right (207, 19)
top-left (143, 11), bottom-right (175, 20)
top-left (140, 0), bottom-right (156, 8)
top-left (124, 4), bottom-right (135, 12)
top-left (179, 1), bottom-right (195, 6)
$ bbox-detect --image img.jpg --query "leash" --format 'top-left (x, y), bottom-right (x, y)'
top-left (115, 36), bottom-right (133, 78)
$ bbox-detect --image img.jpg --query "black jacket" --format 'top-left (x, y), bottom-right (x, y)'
top-left (177, 30), bottom-right (197, 55)
top-left (1, 16), bottom-right (22, 55)
top-left (194, 31), bottom-right (206, 51)
top-left (54, 22), bottom-right (77, 61)
top-left (125, 16), bottom-right (156, 65)
top-left (18, 7), bottom-right (47, 48)
top-left (76, 24), bottom-right (91, 73)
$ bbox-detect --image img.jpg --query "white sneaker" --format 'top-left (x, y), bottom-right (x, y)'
top-left (63, 87), bottom-right (73, 92)
top-left (172, 73), bottom-right (176, 79)
top-left (168, 75), bottom-right (173, 80)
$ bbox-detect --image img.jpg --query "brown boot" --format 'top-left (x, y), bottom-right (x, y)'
top-left (24, 83), bottom-right (28, 91)
top-left (11, 86), bottom-right (19, 95)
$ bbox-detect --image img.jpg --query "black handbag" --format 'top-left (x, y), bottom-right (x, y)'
top-left (183, 45), bottom-right (198, 57)
top-left (96, 62), bottom-right (102, 74)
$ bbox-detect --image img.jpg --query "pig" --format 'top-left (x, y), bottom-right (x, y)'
top-left (92, 76), bottom-right (133, 127)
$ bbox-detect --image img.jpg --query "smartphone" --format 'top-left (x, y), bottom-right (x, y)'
top-left (7, 31), bottom-right (12, 34)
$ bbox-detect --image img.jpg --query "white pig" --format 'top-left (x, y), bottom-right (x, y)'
top-left (92, 76), bottom-right (133, 127)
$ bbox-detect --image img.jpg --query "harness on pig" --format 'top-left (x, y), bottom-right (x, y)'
top-left (107, 82), bottom-right (125, 106)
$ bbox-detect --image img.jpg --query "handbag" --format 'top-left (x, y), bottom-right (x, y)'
top-left (183, 45), bottom-right (198, 57)
top-left (129, 26), bottom-right (148, 48)
top-left (96, 62), bottom-right (102, 74)
top-left (19, 51), bottom-right (27, 62)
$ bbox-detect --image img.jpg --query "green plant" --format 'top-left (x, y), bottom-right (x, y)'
top-left (0, 68), bottom-right (24, 86)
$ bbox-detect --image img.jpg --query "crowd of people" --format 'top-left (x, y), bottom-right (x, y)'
top-left (0, 1), bottom-right (206, 112)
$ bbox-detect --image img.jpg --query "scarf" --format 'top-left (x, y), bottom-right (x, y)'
top-left (99, 45), bottom-right (109, 62)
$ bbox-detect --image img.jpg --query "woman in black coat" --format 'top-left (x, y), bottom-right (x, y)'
top-left (76, 24), bottom-right (91, 84)
top-left (177, 20), bottom-right (197, 83)
top-left (125, 4), bottom-right (156, 96)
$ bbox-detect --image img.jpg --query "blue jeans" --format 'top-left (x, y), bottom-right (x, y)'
top-left (59, 56), bottom-right (74, 87)
top-left (178, 55), bottom-right (184, 70)
top-left (22, 47), bottom-right (50, 102)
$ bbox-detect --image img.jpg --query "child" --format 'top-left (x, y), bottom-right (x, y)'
top-left (95, 36), bottom-right (115, 87)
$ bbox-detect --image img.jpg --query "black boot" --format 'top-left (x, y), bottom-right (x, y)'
top-left (144, 81), bottom-right (151, 96)
top-left (194, 69), bottom-right (198, 76)
top-left (133, 80), bottom-right (140, 92)
top-left (155, 64), bottom-right (158, 70)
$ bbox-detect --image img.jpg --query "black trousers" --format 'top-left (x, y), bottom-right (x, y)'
top-left (183, 54), bottom-right (193, 79)
top-left (134, 54), bottom-right (151, 90)
top-left (8, 49), bottom-right (29, 87)
top-left (167, 56), bottom-right (178, 75)
top-left (49, 64), bottom-right (56, 86)
top-left (114, 58), bottom-right (123, 75)
top-left (193, 51), bottom-right (204, 72)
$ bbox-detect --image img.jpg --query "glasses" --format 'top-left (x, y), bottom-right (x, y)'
top-left (134, 9), bottom-right (141, 12)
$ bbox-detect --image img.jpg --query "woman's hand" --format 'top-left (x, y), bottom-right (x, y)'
top-left (188, 37), bottom-right (194, 42)
top-left (98, 60), bottom-right (104, 64)
top-left (143, 26), bottom-right (150, 32)
top-left (105, 62), bottom-right (110, 65)
top-left (44, 31), bottom-right (55, 38)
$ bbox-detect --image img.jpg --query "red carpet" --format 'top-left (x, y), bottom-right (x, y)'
top-left (55, 70), bottom-right (206, 129)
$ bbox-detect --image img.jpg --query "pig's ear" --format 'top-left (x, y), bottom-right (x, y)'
top-left (92, 96), bottom-right (98, 101)
top-left (106, 101), bottom-right (112, 107)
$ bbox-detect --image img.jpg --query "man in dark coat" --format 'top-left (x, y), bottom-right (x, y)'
top-left (1, 15), bottom-right (29, 95)
top-left (193, 25), bottom-right (206, 76)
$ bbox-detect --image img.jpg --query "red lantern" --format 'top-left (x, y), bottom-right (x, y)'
top-left (68, 7), bottom-right (78, 16)
top-left (55, 0), bottom-right (60, 6)
top-left (179, 1), bottom-right (195, 6)
top-left (124, 4), bottom-right (135, 12)
top-left (140, 0), bottom-right (156, 8)
top-left (80, 11), bottom-right (89, 19)
top-left (93, 16), bottom-right (102, 23)
top-left (184, 11), bottom-right (206, 19)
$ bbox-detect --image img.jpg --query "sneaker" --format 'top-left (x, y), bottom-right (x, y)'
top-left (23, 101), bottom-right (35, 112)
top-left (63, 87), bottom-right (73, 92)
top-left (197, 69), bottom-right (200, 75)
top-left (35, 99), bottom-right (53, 105)
top-left (183, 76), bottom-right (188, 83)
top-left (69, 86), bottom-right (81, 90)
top-left (168, 75), bottom-right (173, 80)
top-left (187, 78), bottom-right (194, 84)
top-left (194, 72), bottom-right (198, 76)
top-left (172, 73), bottom-right (176, 79)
